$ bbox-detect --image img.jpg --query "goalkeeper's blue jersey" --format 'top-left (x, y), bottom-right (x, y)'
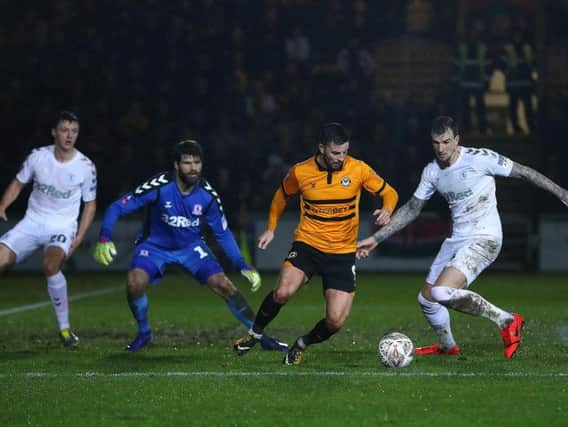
top-left (99, 171), bottom-right (247, 271)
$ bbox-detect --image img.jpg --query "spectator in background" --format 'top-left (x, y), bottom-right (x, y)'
top-left (337, 37), bottom-right (376, 124)
top-left (502, 27), bottom-right (536, 134)
top-left (337, 37), bottom-right (376, 82)
top-left (117, 101), bottom-right (150, 139)
top-left (285, 27), bottom-right (311, 65)
top-left (453, 21), bottom-right (491, 134)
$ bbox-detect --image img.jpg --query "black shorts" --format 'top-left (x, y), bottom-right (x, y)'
top-left (284, 241), bottom-right (356, 293)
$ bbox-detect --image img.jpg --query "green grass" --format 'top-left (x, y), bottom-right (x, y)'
top-left (1, 272), bottom-right (567, 426)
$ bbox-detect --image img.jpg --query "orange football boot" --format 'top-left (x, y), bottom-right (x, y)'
top-left (500, 313), bottom-right (524, 359)
top-left (414, 343), bottom-right (460, 355)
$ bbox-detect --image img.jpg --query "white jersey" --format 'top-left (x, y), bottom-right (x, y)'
top-left (414, 146), bottom-right (513, 239)
top-left (16, 145), bottom-right (97, 227)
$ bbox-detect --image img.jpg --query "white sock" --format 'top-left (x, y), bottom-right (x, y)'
top-left (418, 291), bottom-right (457, 349)
top-left (47, 272), bottom-right (69, 330)
top-left (431, 286), bottom-right (513, 328)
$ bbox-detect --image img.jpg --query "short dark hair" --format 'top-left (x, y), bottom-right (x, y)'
top-left (431, 116), bottom-right (459, 137)
top-left (54, 110), bottom-right (79, 128)
top-left (319, 122), bottom-right (349, 146)
top-left (172, 139), bottom-right (203, 162)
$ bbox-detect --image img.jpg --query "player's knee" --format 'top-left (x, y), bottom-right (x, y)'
top-left (0, 245), bottom-right (16, 272)
top-left (127, 282), bottom-right (145, 298)
top-left (43, 260), bottom-right (61, 277)
top-left (208, 276), bottom-right (236, 299)
top-left (127, 274), bottom-right (146, 297)
top-left (0, 262), bottom-right (11, 274)
top-left (325, 316), bottom-right (344, 332)
top-left (418, 286), bottom-right (434, 303)
top-left (0, 257), bottom-right (12, 273)
top-left (273, 287), bottom-right (293, 304)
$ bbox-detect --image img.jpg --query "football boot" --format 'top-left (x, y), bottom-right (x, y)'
top-left (500, 313), bottom-right (524, 359)
top-left (414, 343), bottom-right (460, 355)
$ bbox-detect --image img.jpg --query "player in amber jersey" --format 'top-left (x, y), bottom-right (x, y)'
top-left (234, 122), bottom-right (398, 365)
top-left (272, 149), bottom-right (392, 253)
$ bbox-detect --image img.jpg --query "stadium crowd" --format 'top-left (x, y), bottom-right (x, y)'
top-left (2, 0), bottom-right (568, 230)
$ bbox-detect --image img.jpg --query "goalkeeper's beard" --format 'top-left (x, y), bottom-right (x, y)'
top-left (179, 171), bottom-right (200, 187)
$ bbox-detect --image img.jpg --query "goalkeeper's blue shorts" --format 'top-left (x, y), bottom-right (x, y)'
top-left (130, 241), bottom-right (223, 284)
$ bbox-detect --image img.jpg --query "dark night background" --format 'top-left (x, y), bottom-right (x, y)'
top-left (1, 0), bottom-right (567, 270)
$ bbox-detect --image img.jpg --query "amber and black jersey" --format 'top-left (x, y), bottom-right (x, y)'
top-left (266, 155), bottom-right (398, 254)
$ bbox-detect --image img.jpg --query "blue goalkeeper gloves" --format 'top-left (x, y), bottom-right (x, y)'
top-left (93, 240), bottom-right (117, 266)
top-left (240, 267), bottom-right (262, 292)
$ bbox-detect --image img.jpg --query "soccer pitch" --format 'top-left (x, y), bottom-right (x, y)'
top-left (1, 272), bottom-right (566, 426)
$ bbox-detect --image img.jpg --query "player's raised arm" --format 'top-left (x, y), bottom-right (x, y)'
top-left (360, 161), bottom-right (398, 226)
top-left (259, 166), bottom-right (298, 250)
top-left (0, 179), bottom-right (25, 221)
top-left (509, 162), bottom-right (568, 206)
top-left (373, 182), bottom-right (398, 226)
top-left (258, 186), bottom-right (289, 250)
top-left (357, 196), bottom-right (426, 258)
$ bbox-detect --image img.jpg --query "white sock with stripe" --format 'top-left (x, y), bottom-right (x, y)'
top-left (418, 291), bottom-right (457, 349)
top-left (47, 272), bottom-right (70, 330)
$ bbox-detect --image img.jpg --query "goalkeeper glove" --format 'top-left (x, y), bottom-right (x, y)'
top-left (93, 240), bottom-right (117, 266)
top-left (241, 267), bottom-right (262, 292)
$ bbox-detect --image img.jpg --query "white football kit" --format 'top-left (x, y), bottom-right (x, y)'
top-left (0, 145), bottom-right (97, 261)
top-left (413, 147), bottom-right (513, 285)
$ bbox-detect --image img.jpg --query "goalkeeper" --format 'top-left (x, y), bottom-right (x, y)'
top-left (93, 140), bottom-right (287, 352)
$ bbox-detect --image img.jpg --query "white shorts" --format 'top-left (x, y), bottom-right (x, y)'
top-left (0, 216), bottom-right (77, 263)
top-left (426, 236), bottom-right (502, 286)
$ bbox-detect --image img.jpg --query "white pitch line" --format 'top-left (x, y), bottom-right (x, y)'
top-left (1, 371), bottom-right (568, 379)
top-left (0, 286), bottom-right (122, 317)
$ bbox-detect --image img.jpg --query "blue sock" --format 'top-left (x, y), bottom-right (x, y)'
top-left (226, 292), bottom-right (254, 329)
top-left (128, 295), bottom-right (151, 334)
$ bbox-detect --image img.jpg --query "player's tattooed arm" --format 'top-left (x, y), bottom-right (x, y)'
top-left (372, 196), bottom-right (426, 244)
top-left (510, 162), bottom-right (568, 205)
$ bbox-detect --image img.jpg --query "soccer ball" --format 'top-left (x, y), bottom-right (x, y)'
top-left (377, 332), bottom-right (414, 368)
